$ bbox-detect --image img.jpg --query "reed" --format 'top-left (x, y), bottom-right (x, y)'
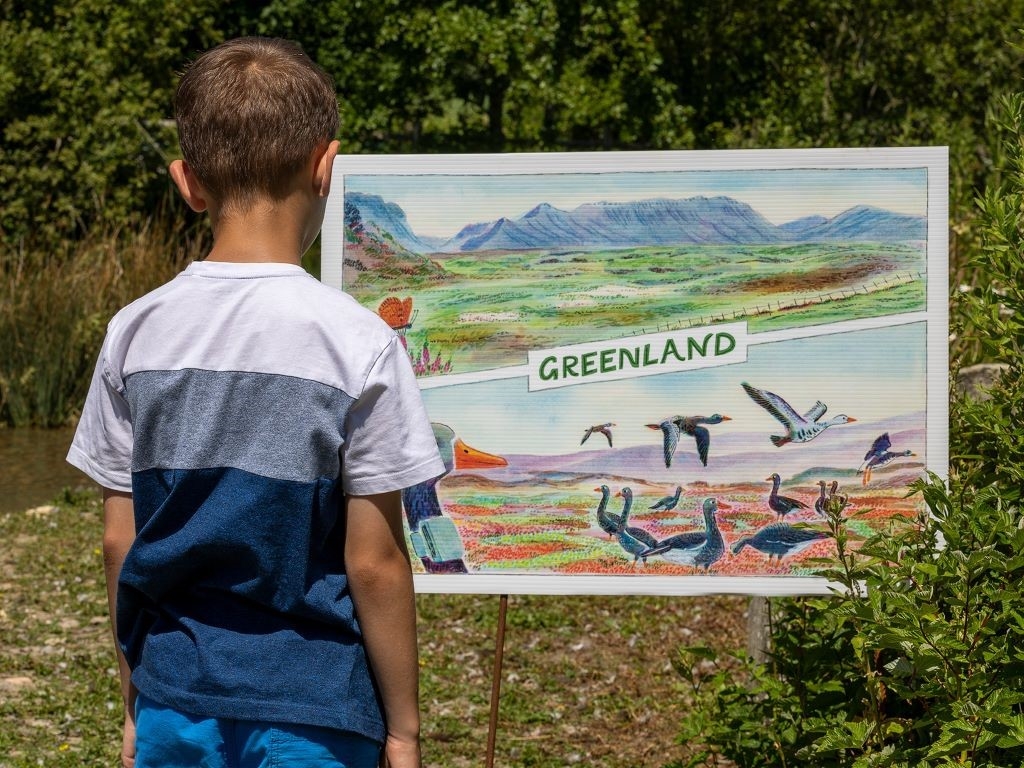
top-left (0, 220), bottom-right (205, 427)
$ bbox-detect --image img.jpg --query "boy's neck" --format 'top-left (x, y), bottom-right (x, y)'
top-left (204, 199), bottom-right (312, 267)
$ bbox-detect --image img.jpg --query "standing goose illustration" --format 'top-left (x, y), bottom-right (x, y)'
top-left (732, 523), bottom-right (828, 561)
top-left (581, 422), bottom-right (615, 447)
top-left (594, 484), bottom-right (621, 538)
top-left (766, 473), bottom-right (808, 520)
top-left (401, 423), bottom-right (507, 574)
top-left (814, 480), bottom-right (828, 518)
top-left (646, 414), bottom-right (731, 467)
top-left (649, 485), bottom-right (683, 512)
top-left (859, 433), bottom-right (915, 485)
top-left (614, 487), bottom-right (658, 563)
top-left (640, 497), bottom-right (731, 569)
top-left (741, 382), bottom-right (855, 446)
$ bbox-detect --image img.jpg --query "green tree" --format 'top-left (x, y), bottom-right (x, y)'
top-left (5, 1), bottom-right (1023, 245)
top-left (259, 0), bottom-right (693, 152)
top-left (0, 0), bottom-right (272, 246)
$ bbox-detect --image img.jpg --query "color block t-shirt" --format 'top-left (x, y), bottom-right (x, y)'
top-left (67, 260), bottom-right (444, 742)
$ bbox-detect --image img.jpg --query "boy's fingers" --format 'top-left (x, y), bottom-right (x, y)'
top-left (121, 709), bottom-right (136, 767)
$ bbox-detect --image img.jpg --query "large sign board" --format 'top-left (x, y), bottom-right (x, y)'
top-left (322, 148), bottom-right (948, 595)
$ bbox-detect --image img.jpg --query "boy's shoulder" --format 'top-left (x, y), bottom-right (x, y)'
top-left (101, 261), bottom-right (399, 386)
top-left (109, 260), bottom-right (385, 331)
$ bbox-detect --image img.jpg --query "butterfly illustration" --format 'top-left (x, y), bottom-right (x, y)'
top-left (377, 296), bottom-right (419, 351)
top-left (378, 296), bottom-right (416, 331)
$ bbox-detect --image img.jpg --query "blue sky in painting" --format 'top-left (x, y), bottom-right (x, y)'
top-left (348, 168), bottom-right (929, 238)
top-left (420, 322), bottom-right (927, 455)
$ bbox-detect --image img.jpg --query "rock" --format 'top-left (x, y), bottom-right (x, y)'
top-left (24, 505), bottom-right (58, 518)
top-left (0, 676), bottom-right (34, 693)
top-left (956, 363), bottom-right (1009, 401)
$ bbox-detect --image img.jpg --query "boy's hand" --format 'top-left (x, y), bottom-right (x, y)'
top-left (380, 733), bottom-right (421, 768)
top-left (120, 707), bottom-right (137, 768)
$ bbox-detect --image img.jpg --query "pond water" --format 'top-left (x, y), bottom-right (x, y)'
top-left (0, 427), bottom-right (92, 514)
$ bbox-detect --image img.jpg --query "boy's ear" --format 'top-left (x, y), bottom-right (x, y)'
top-left (169, 159), bottom-right (209, 212)
top-left (314, 140), bottom-right (340, 198)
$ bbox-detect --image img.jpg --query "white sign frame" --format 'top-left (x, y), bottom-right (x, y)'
top-left (323, 148), bottom-right (948, 596)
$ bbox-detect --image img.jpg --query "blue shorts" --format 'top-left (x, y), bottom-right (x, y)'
top-left (134, 693), bottom-right (381, 768)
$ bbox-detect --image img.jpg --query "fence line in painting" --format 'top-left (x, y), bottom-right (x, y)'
top-left (632, 270), bottom-right (924, 335)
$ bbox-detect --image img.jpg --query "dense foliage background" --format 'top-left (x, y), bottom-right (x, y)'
top-left (3, 0), bottom-right (1024, 247)
top-left (675, 92), bottom-right (1024, 767)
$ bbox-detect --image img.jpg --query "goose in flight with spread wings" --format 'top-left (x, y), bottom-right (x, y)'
top-left (646, 414), bottom-right (731, 467)
top-left (741, 382), bottom-right (855, 446)
top-left (859, 433), bottom-right (915, 485)
top-left (581, 422), bottom-right (615, 448)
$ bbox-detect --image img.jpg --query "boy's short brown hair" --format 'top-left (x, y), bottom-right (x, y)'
top-left (174, 37), bottom-right (339, 211)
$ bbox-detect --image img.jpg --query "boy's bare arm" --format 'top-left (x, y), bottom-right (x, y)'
top-left (345, 491), bottom-right (421, 768)
top-left (102, 488), bottom-right (138, 768)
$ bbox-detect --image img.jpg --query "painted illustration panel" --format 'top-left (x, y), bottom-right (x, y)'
top-left (321, 149), bottom-right (948, 595)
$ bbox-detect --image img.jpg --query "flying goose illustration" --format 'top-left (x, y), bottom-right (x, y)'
top-left (859, 433), bottom-right (915, 485)
top-left (581, 422), bottom-right (615, 447)
top-left (646, 414), bottom-right (731, 467)
top-left (741, 382), bottom-right (855, 446)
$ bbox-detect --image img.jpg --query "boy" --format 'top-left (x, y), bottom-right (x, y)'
top-left (67, 37), bottom-right (443, 768)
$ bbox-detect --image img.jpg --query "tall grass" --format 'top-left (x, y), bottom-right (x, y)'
top-left (0, 220), bottom-right (205, 427)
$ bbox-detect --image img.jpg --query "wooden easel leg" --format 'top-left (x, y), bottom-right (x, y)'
top-left (746, 595), bottom-right (770, 664)
top-left (485, 594), bottom-right (509, 768)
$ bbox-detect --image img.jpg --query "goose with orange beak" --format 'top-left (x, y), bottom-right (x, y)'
top-left (401, 423), bottom-right (507, 574)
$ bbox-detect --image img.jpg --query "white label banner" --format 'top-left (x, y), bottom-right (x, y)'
top-left (527, 322), bottom-right (749, 391)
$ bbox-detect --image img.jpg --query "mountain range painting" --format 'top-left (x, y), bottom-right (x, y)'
top-left (321, 149), bottom-right (949, 595)
top-left (346, 191), bottom-right (926, 255)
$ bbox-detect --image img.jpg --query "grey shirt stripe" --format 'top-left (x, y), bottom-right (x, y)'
top-left (126, 369), bottom-right (355, 483)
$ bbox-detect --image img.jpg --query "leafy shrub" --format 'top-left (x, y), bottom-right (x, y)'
top-left (676, 483), bottom-right (1024, 768)
top-left (671, 93), bottom-right (1024, 768)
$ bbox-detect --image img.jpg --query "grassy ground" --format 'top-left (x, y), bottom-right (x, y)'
top-left (0, 489), bottom-right (747, 767)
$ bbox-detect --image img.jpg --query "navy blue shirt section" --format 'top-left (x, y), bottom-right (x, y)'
top-left (120, 467), bottom-right (383, 738)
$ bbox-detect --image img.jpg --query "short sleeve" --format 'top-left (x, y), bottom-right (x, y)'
top-left (66, 345), bottom-right (134, 492)
top-left (341, 337), bottom-right (445, 496)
